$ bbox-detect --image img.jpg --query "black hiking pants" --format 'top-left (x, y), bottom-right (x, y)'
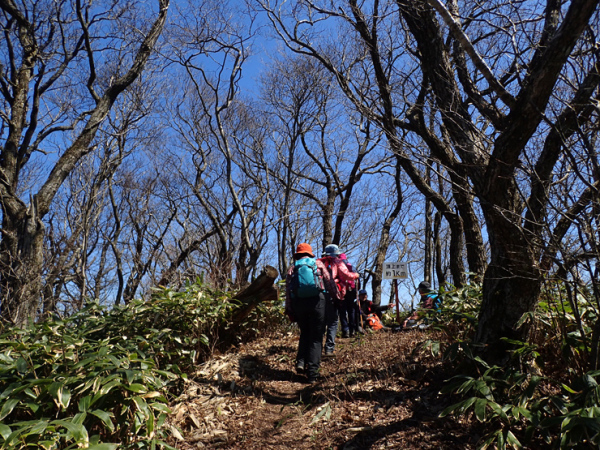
top-left (339, 289), bottom-right (358, 335)
top-left (292, 292), bottom-right (326, 380)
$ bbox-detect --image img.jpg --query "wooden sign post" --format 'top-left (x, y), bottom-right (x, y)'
top-left (383, 262), bottom-right (408, 324)
top-left (393, 279), bottom-right (400, 323)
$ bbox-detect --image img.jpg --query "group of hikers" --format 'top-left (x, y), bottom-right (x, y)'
top-left (284, 242), bottom-right (438, 383)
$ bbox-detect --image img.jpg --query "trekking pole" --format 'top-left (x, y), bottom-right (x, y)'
top-left (356, 278), bottom-right (363, 329)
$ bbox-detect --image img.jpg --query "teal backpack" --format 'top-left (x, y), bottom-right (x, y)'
top-left (291, 257), bottom-right (325, 298)
top-left (428, 293), bottom-right (442, 311)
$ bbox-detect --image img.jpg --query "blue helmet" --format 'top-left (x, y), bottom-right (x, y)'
top-left (324, 244), bottom-right (341, 256)
top-left (358, 289), bottom-right (367, 295)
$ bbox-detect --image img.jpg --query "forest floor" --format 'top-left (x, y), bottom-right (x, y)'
top-left (165, 326), bottom-right (484, 449)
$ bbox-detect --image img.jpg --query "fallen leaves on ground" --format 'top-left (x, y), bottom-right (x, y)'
top-left (166, 327), bottom-right (482, 449)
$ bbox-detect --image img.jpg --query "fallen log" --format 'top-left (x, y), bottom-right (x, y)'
top-left (229, 265), bottom-right (279, 327)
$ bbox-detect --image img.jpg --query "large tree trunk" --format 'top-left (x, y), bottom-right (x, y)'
top-left (0, 202), bottom-right (45, 327)
top-left (474, 207), bottom-right (541, 361)
top-left (371, 155), bottom-right (403, 305)
top-left (0, 0), bottom-right (170, 325)
top-left (433, 212), bottom-right (446, 286)
top-left (451, 179), bottom-right (487, 279)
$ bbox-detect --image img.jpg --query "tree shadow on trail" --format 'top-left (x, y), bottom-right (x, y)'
top-left (330, 361), bottom-right (485, 449)
top-left (324, 354), bottom-right (482, 448)
top-left (265, 344), bottom-right (297, 356)
top-left (339, 416), bottom-right (477, 450)
top-left (233, 337), bottom-right (483, 449)
top-left (237, 352), bottom-right (327, 407)
top-left (238, 351), bottom-right (297, 383)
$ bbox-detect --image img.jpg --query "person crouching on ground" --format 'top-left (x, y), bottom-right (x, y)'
top-left (285, 243), bottom-right (337, 383)
top-left (358, 289), bottom-right (393, 330)
top-left (401, 281), bottom-right (439, 329)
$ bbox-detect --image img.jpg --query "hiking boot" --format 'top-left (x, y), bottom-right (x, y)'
top-left (349, 330), bottom-right (355, 337)
top-left (295, 360), bottom-right (305, 374)
top-left (405, 320), bottom-right (418, 329)
top-left (323, 349), bottom-right (334, 358)
top-left (341, 330), bottom-right (350, 338)
top-left (307, 375), bottom-right (321, 384)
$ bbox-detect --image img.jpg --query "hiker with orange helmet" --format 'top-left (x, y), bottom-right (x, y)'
top-left (285, 243), bottom-right (337, 383)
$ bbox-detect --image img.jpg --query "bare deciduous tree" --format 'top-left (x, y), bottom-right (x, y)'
top-left (262, 54), bottom-right (392, 274)
top-left (259, 0), bottom-right (599, 360)
top-left (0, 0), bottom-right (170, 326)
top-left (161, 0), bottom-right (272, 290)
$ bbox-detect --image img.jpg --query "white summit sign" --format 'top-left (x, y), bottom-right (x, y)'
top-left (383, 262), bottom-right (408, 279)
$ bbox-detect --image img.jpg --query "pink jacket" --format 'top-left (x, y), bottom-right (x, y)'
top-left (318, 255), bottom-right (359, 301)
top-left (285, 257), bottom-right (337, 315)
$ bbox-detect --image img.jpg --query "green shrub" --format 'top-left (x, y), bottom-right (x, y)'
top-left (426, 280), bottom-right (600, 448)
top-left (0, 313), bottom-right (177, 449)
top-left (0, 278), bottom-right (280, 449)
top-left (433, 282), bottom-right (482, 335)
top-left (531, 281), bottom-right (598, 374)
top-left (441, 354), bottom-right (600, 449)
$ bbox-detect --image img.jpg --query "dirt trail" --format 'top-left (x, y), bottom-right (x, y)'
top-left (166, 328), bottom-right (480, 449)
